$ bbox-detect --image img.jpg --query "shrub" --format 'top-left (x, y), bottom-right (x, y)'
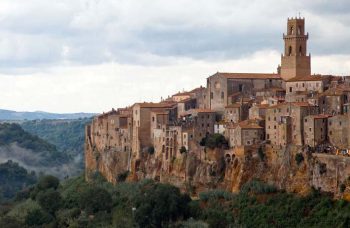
top-left (147, 146), bottom-right (155, 155)
top-left (340, 183), bottom-right (346, 193)
top-left (199, 190), bottom-right (234, 202)
top-left (37, 175), bottom-right (60, 190)
top-left (180, 146), bottom-right (187, 154)
top-left (117, 171), bottom-right (129, 182)
top-left (241, 180), bottom-right (277, 194)
top-left (37, 189), bottom-right (63, 214)
top-left (78, 186), bottom-right (112, 213)
top-left (258, 147), bottom-right (265, 161)
top-left (295, 153), bottom-right (304, 165)
top-left (25, 209), bottom-right (53, 227)
top-left (134, 182), bottom-right (191, 227)
top-left (204, 134), bottom-right (228, 149)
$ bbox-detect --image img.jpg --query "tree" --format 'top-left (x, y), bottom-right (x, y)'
top-left (79, 186), bottom-right (112, 213)
top-left (25, 209), bottom-right (53, 227)
top-left (147, 146), bottom-right (155, 155)
top-left (258, 147), bottom-right (265, 161)
top-left (180, 146), bottom-right (187, 154)
top-left (134, 182), bottom-right (191, 227)
top-left (295, 153), bottom-right (304, 165)
top-left (37, 189), bottom-right (63, 215)
top-left (37, 175), bottom-right (60, 190)
top-left (204, 134), bottom-right (228, 149)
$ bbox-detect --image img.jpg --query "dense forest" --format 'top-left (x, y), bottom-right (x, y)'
top-left (0, 161), bottom-right (37, 201)
top-left (21, 118), bottom-right (91, 169)
top-left (1, 171), bottom-right (350, 228)
top-left (0, 123), bottom-right (68, 166)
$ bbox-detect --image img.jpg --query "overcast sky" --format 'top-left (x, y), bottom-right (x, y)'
top-left (0, 0), bottom-right (350, 113)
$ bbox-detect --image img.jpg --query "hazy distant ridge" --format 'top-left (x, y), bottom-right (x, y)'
top-left (0, 109), bottom-right (96, 120)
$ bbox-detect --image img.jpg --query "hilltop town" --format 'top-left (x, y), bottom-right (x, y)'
top-left (85, 17), bottom-right (350, 198)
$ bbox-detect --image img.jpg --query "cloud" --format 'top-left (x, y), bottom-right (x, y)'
top-left (0, 1), bottom-right (349, 112)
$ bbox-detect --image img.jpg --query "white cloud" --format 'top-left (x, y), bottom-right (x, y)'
top-left (0, 1), bottom-right (349, 112)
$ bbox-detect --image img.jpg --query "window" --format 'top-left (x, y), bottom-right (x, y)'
top-left (290, 26), bottom-right (294, 35)
top-left (299, 46), bottom-right (302, 56)
top-left (305, 119), bottom-right (307, 122)
top-left (152, 117), bottom-right (155, 122)
top-left (340, 121), bottom-right (342, 126)
top-left (309, 128), bottom-right (312, 132)
top-left (210, 92), bottom-right (213, 99)
top-left (288, 46), bottom-right (292, 56)
top-left (274, 125), bottom-right (276, 129)
top-left (289, 87), bottom-right (293, 92)
top-left (239, 84), bottom-right (243, 92)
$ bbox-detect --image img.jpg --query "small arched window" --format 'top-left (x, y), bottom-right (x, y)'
top-left (299, 45), bottom-right (302, 56)
top-left (298, 26), bottom-right (302, 35)
top-left (288, 46), bottom-right (292, 56)
top-left (290, 26), bottom-right (294, 35)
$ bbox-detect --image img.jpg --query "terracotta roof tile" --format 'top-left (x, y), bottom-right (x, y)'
top-left (213, 72), bottom-right (281, 79)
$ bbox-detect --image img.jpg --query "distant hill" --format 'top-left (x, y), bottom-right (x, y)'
top-left (21, 118), bottom-right (92, 170)
top-left (0, 109), bottom-right (96, 120)
top-left (0, 123), bottom-right (79, 178)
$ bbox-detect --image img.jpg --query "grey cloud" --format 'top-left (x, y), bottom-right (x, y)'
top-left (0, 0), bottom-right (349, 71)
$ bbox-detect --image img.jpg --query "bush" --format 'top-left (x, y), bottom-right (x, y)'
top-left (25, 209), bottom-right (53, 227)
top-left (258, 147), bottom-right (265, 161)
top-left (340, 183), bottom-right (346, 193)
top-left (295, 153), bottom-right (304, 165)
top-left (180, 146), bottom-right (187, 154)
top-left (117, 171), bottom-right (129, 182)
top-left (241, 180), bottom-right (277, 194)
top-left (199, 190), bottom-right (234, 202)
top-left (134, 182), bottom-right (191, 227)
top-left (203, 134), bottom-right (228, 149)
top-left (147, 146), bottom-right (155, 155)
top-left (78, 186), bottom-right (112, 213)
top-left (37, 175), bottom-right (60, 190)
top-left (37, 189), bottom-right (63, 214)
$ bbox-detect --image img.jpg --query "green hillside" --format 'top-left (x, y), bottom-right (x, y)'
top-left (0, 123), bottom-right (68, 166)
top-left (0, 160), bottom-right (37, 201)
top-left (1, 175), bottom-right (350, 228)
top-left (21, 118), bottom-right (91, 169)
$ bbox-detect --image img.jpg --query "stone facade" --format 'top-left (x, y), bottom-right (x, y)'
top-left (303, 115), bottom-right (329, 147)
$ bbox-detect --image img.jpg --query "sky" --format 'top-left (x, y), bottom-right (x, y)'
top-left (0, 0), bottom-right (350, 113)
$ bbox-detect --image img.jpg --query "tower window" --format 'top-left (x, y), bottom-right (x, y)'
top-left (299, 45), bottom-right (302, 56)
top-left (290, 26), bottom-right (294, 35)
top-left (298, 26), bottom-right (302, 35)
top-left (288, 46), bottom-right (292, 56)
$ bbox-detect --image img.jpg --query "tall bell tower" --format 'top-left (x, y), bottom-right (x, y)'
top-left (280, 17), bottom-right (311, 81)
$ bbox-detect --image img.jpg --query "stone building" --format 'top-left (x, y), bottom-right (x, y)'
top-left (206, 72), bottom-right (282, 113)
top-left (224, 102), bottom-right (252, 123)
top-left (171, 91), bottom-right (191, 102)
top-left (249, 104), bottom-right (269, 120)
top-left (189, 86), bottom-right (207, 109)
top-left (226, 120), bottom-right (264, 148)
top-left (318, 88), bottom-right (349, 115)
top-left (132, 102), bottom-right (177, 158)
top-left (280, 17), bottom-right (311, 81)
top-left (266, 102), bottom-right (318, 146)
top-left (303, 115), bottom-right (330, 147)
top-left (181, 109), bottom-right (216, 144)
top-left (176, 98), bottom-right (197, 118)
top-left (285, 75), bottom-right (327, 102)
top-left (328, 115), bottom-right (349, 149)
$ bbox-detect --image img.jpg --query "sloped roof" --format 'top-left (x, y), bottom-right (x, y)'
top-left (286, 75), bottom-right (326, 82)
top-left (212, 72), bottom-right (281, 79)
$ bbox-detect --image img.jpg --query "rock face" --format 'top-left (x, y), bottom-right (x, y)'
top-left (86, 130), bottom-right (350, 198)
